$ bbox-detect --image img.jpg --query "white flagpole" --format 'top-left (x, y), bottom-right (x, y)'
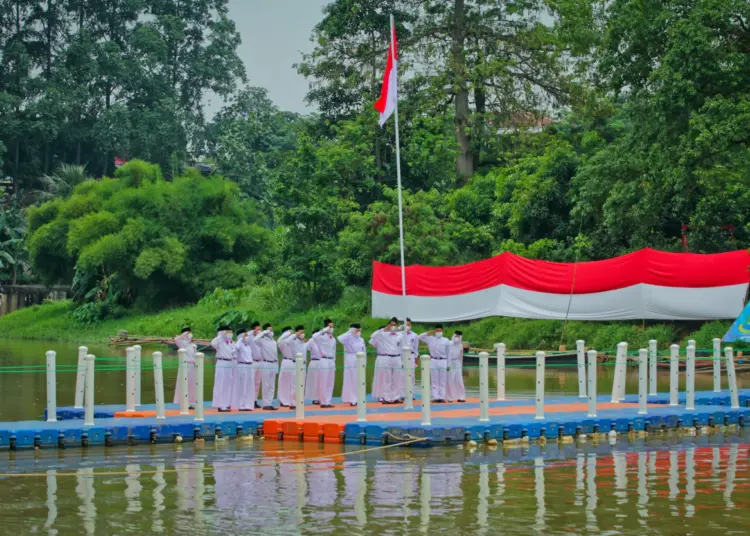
top-left (390, 14), bottom-right (407, 319)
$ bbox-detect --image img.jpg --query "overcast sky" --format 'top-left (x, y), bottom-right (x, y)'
top-left (204, 0), bottom-right (330, 116)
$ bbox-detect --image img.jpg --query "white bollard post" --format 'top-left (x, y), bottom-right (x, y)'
top-left (686, 345), bottom-right (696, 410)
top-left (421, 355), bottom-right (432, 426)
top-left (587, 350), bottom-right (597, 417)
top-left (713, 338), bottom-right (722, 392)
top-left (725, 347), bottom-right (739, 409)
top-left (178, 349), bottom-right (189, 415)
top-left (125, 347), bottom-right (136, 412)
top-left (194, 352), bottom-right (205, 421)
top-left (74, 346), bottom-right (88, 409)
top-left (688, 339), bottom-right (696, 350)
top-left (403, 345), bottom-right (414, 410)
top-left (669, 344), bottom-right (679, 406)
top-left (496, 343), bottom-right (506, 401)
top-left (356, 352), bottom-right (367, 422)
top-left (479, 352), bottom-right (489, 422)
top-left (46, 351), bottom-right (57, 423)
top-left (133, 345), bottom-right (142, 407)
top-left (153, 351), bottom-right (166, 419)
top-left (83, 354), bottom-right (95, 426)
top-left (295, 353), bottom-right (305, 420)
top-left (611, 342), bottom-right (626, 403)
top-left (638, 348), bottom-right (648, 415)
top-left (617, 342), bottom-right (628, 401)
top-left (576, 340), bottom-right (586, 399)
top-left (535, 351), bottom-right (545, 420)
top-left (648, 340), bottom-right (657, 396)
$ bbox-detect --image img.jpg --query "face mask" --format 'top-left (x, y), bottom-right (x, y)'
top-left (185, 333), bottom-right (192, 341)
top-left (225, 333), bottom-right (233, 341)
top-left (435, 331), bottom-right (443, 338)
top-left (354, 330), bottom-right (361, 338)
top-left (298, 332), bottom-right (305, 339)
top-left (328, 327), bottom-right (335, 334)
top-left (454, 336), bottom-right (461, 342)
top-left (268, 331), bottom-right (274, 338)
top-left (389, 326), bottom-right (398, 333)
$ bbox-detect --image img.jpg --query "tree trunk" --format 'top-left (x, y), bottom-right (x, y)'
top-left (76, 141), bottom-right (81, 165)
top-left (452, 0), bottom-right (473, 179)
top-left (473, 82), bottom-right (486, 171)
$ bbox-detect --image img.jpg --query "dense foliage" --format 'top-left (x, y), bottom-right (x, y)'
top-left (3, 0), bottom-right (750, 321)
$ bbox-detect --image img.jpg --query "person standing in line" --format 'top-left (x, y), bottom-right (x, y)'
top-left (312, 319), bottom-right (337, 408)
top-left (232, 329), bottom-right (256, 411)
top-left (446, 330), bottom-right (466, 403)
top-left (173, 327), bottom-right (197, 407)
top-left (305, 329), bottom-right (323, 403)
top-left (276, 326), bottom-right (297, 408)
top-left (254, 323), bottom-right (279, 411)
top-left (418, 325), bottom-right (450, 403)
top-left (210, 326), bottom-right (236, 412)
top-left (338, 323), bottom-right (365, 406)
top-left (249, 321), bottom-right (263, 409)
top-left (289, 325), bottom-right (309, 406)
top-left (370, 318), bottom-right (404, 404)
top-left (399, 318), bottom-right (419, 399)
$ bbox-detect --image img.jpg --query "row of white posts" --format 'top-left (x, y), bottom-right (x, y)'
top-left (51, 337), bottom-right (741, 429)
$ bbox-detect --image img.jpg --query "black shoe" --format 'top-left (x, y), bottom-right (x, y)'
top-left (239, 408), bottom-right (253, 412)
top-left (263, 406), bottom-right (278, 411)
top-left (189, 405), bottom-right (195, 410)
top-left (377, 398), bottom-right (384, 403)
top-left (255, 401), bottom-right (261, 409)
top-left (350, 402), bottom-right (357, 407)
top-left (280, 403), bottom-right (289, 408)
top-left (458, 399), bottom-right (466, 403)
top-left (289, 406), bottom-right (296, 410)
top-left (312, 400), bottom-right (320, 405)
top-left (218, 408), bottom-right (231, 412)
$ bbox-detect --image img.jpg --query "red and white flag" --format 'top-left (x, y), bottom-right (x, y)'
top-left (374, 23), bottom-right (398, 127)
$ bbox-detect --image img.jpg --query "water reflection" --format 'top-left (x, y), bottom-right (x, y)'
top-left (2, 436), bottom-right (750, 534)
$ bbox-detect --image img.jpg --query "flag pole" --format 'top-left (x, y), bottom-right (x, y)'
top-left (390, 14), bottom-right (408, 322)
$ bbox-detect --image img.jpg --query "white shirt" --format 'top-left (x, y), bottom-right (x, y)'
top-left (338, 329), bottom-right (366, 355)
top-left (312, 329), bottom-right (337, 359)
top-left (249, 331), bottom-right (263, 361)
top-left (210, 332), bottom-right (235, 361)
top-left (404, 329), bottom-right (419, 359)
top-left (418, 333), bottom-right (450, 359)
top-left (278, 331), bottom-right (295, 360)
top-left (448, 337), bottom-right (463, 361)
top-left (308, 335), bottom-right (322, 360)
top-left (289, 336), bottom-right (309, 359)
top-left (253, 330), bottom-right (278, 362)
top-left (174, 333), bottom-right (196, 362)
top-left (370, 328), bottom-right (404, 356)
top-left (235, 334), bottom-right (254, 364)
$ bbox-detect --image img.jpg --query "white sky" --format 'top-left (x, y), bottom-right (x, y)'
top-left (204, 0), bottom-right (331, 116)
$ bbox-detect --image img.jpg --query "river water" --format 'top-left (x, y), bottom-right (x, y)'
top-left (1, 339), bottom-right (750, 534)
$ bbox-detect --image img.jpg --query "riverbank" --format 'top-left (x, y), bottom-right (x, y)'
top-left (0, 285), bottom-right (734, 350)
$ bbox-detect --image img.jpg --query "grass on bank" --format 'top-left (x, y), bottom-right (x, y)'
top-left (0, 285), bottom-right (735, 351)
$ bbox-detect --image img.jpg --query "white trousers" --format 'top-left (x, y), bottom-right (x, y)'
top-left (260, 361), bottom-right (278, 407)
top-left (253, 361), bottom-right (263, 401)
top-left (371, 355), bottom-right (389, 400)
top-left (446, 358), bottom-right (465, 401)
top-left (173, 360), bottom-right (196, 404)
top-left (341, 354), bottom-right (358, 403)
top-left (430, 359), bottom-right (448, 400)
top-left (320, 358), bottom-right (335, 405)
top-left (231, 363), bottom-right (256, 410)
top-left (305, 360), bottom-right (323, 401)
top-left (277, 359), bottom-right (297, 406)
top-left (212, 359), bottom-right (234, 409)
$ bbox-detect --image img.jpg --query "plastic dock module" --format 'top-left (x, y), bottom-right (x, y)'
top-left (11, 389), bottom-right (750, 451)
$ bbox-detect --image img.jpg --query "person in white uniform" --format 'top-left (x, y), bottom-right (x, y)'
top-left (312, 319), bottom-right (337, 408)
top-left (370, 318), bottom-right (404, 404)
top-left (173, 327), bottom-right (197, 407)
top-left (446, 330), bottom-right (466, 403)
top-left (232, 328), bottom-right (256, 411)
top-left (210, 326), bottom-right (235, 412)
top-left (288, 325), bottom-right (309, 406)
top-left (402, 318), bottom-right (419, 397)
top-left (338, 323), bottom-right (365, 406)
top-left (418, 325), bottom-right (450, 403)
top-left (305, 329), bottom-right (323, 403)
top-left (249, 321), bottom-right (263, 409)
top-left (276, 326), bottom-right (297, 408)
top-left (254, 323), bottom-right (279, 410)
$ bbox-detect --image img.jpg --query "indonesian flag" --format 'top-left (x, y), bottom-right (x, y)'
top-left (374, 23), bottom-right (398, 127)
top-left (371, 249), bottom-right (750, 322)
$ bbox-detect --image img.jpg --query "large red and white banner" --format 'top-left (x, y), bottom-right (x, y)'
top-left (371, 249), bottom-right (750, 321)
